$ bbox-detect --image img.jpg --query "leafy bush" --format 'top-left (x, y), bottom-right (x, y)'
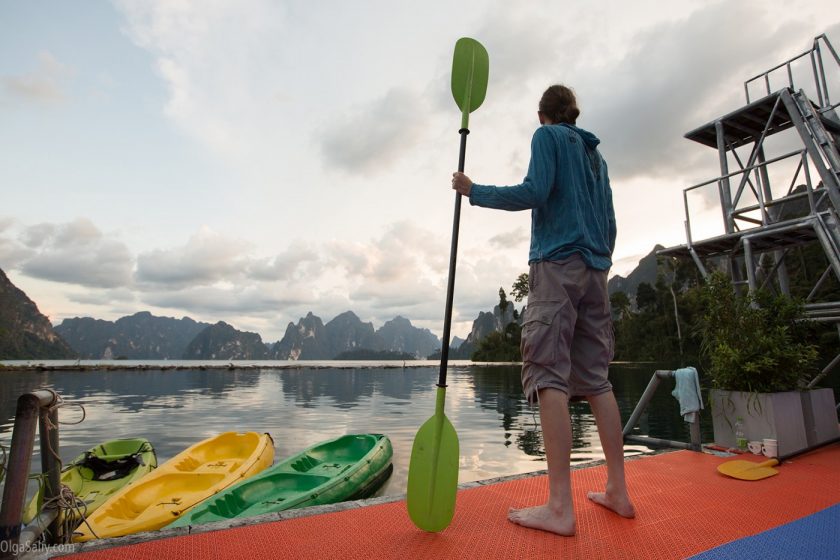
top-left (699, 272), bottom-right (818, 392)
top-left (472, 323), bottom-right (522, 362)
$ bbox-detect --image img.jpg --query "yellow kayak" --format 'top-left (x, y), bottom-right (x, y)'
top-left (73, 431), bottom-right (273, 542)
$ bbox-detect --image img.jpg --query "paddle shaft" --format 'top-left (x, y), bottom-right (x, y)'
top-left (438, 128), bottom-right (470, 388)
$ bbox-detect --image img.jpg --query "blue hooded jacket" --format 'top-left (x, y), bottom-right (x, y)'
top-left (469, 124), bottom-right (616, 270)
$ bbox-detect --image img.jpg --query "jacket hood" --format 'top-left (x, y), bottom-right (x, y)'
top-left (560, 124), bottom-right (600, 149)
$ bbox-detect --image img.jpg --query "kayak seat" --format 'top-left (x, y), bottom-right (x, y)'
top-left (101, 472), bottom-right (228, 519)
top-left (173, 456), bottom-right (203, 472)
top-left (77, 452), bottom-right (145, 482)
top-left (308, 436), bottom-right (379, 463)
top-left (289, 455), bottom-right (322, 473)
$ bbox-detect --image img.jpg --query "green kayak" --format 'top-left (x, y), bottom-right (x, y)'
top-left (168, 433), bottom-right (392, 528)
top-left (23, 438), bottom-right (157, 526)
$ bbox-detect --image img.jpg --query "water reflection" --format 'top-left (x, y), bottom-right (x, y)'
top-left (0, 363), bottom-right (751, 498)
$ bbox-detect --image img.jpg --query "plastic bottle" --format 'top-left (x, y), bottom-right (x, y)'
top-left (734, 417), bottom-right (747, 450)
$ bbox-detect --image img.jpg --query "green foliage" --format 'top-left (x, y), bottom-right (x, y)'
top-left (699, 272), bottom-right (819, 393)
top-left (498, 287), bottom-right (509, 313)
top-left (612, 263), bottom-right (704, 366)
top-left (334, 349), bottom-right (415, 360)
top-left (609, 291), bottom-right (631, 320)
top-left (478, 247), bottom-right (833, 374)
top-left (511, 274), bottom-right (529, 303)
top-left (471, 286), bottom-right (522, 361)
top-left (472, 323), bottom-right (522, 362)
top-left (635, 282), bottom-right (658, 312)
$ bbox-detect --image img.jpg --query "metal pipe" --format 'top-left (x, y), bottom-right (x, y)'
top-left (622, 370), bottom-right (673, 437)
top-left (804, 301), bottom-right (840, 310)
top-left (17, 509), bottom-right (59, 552)
top-left (803, 153), bottom-right (817, 213)
top-left (807, 352), bottom-right (840, 389)
top-left (743, 47), bottom-right (812, 86)
top-left (0, 390), bottom-right (59, 559)
top-left (804, 309), bottom-right (840, 318)
top-left (741, 217), bottom-right (817, 240)
top-left (38, 404), bottom-right (60, 542)
top-left (716, 121), bottom-right (734, 234)
top-left (815, 41), bottom-right (829, 106)
top-left (683, 149), bottom-right (805, 193)
top-left (624, 435), bottom-right (695, 450)
top-left (812, 220), bottom-right (840, 280)
top-left (810, 50), bottom-right (825, 109)
top-left (731, 96), bottom-right (783, 213)
top-left (731, 190), bottom-right (810, 217)
top-left (743, 238), bottom-right (757, 295)
top-left (780, 90), bottom-right (840, 211)
top-left (689, 248), bottom-right (709, 278)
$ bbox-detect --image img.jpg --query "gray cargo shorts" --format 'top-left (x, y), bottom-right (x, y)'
top-left (520, 255), bottom-right (614, 405)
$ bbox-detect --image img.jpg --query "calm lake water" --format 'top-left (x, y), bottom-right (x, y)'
top-left (0, 362), bottom-right (723, 500)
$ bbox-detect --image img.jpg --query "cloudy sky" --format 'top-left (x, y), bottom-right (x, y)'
top-left (1, 1), bottom-right (838, 343)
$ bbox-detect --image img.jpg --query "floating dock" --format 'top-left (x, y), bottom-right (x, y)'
top-left (49, 445), bottom-right (839, 560)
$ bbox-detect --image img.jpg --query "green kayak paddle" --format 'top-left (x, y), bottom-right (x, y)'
top-left (406, 37), bottom-right (489, 533)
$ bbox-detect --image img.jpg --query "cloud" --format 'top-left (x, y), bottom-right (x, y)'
top-left (1, 215), bottom-right (527, 339)
top-left (141, 284), bottom-right (311, 316)
top-left (318, 88), bottom-right (428, 175)
top-left (583, 2), bottom-right (808, 181)
top-left (115, 0), bottom-right (289, 164)
top-left (489, 227), bottom-right (528, 249)
top-left (69, 288), bottom-right (138, 307)
top-left (0, 221), bottom-right (33, 270)
top-left (1, 51), bottom-right (70, 104)
top-left (18, 219), bottom-right (133, 288)
top-left (135, 226), bottom-right (253, 287)
top-left (248, 243), bottom-right (322, 282)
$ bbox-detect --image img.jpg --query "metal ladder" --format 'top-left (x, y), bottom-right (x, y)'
top-left (788, 89), bottom-right (840, 209)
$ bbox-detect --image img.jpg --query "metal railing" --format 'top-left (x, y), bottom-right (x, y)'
top-left (623, 370), bottom-right (702, 451)
top-left (0, 390), bottom-right (62, 558)
top-left (682, 148), bottom-right (821, 246)
top-left (744, 33), bottom-right (840, 111)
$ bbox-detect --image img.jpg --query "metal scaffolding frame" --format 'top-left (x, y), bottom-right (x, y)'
top-left (660, 33), bottom-right (840, 383)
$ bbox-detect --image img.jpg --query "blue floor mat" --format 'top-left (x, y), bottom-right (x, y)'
top-left (688, 503), bottom-right (840, 560)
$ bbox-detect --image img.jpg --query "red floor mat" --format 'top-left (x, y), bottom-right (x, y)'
top-left (64, 445), bottom-right (840, 560)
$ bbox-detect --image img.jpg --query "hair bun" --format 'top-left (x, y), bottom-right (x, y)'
top-left (539, 84), bottom-right (579, 125)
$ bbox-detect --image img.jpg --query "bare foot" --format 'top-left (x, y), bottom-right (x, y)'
top-left (586, 491), bottom-right (636, 518)
top-left (507, 505), bottom-right (576, 536)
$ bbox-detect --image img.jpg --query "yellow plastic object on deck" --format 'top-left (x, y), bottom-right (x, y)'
top-left (716, 457), bottom-right (781, 480)
top-left (72, 432), bottom-right (274, 542)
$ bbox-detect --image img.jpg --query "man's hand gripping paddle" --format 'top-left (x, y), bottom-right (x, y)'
top-left (406, 37), bottom-right (489, 533)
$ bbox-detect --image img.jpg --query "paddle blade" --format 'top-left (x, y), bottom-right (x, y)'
top-left (717, 458), bottom-right (781, 481)
top-left (406, 408), bottom-right (459, 532)
top-left (451, 37), bottom-right (489, 129)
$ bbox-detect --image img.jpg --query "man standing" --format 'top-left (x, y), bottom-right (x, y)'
top-left (451, 84), bottom-right (635, 535)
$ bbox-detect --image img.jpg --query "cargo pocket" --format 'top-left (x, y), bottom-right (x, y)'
top-left (521, 302), bottom-right (564, 367)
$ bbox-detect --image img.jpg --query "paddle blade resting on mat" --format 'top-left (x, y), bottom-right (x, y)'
top-left (717, 436), bottom-right (840, 481)
top-left (407, 387), bottom-right (460, 532)
top-left (716, 458), bottom-right (780, 480)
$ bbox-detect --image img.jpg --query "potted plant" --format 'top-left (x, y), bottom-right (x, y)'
top-left (699, 272), bottom-right (839, 456)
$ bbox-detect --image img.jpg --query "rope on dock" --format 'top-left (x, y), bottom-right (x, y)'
top-left (40, 484), bottom-right (99, 543)
top-left (30, 391), bottom-right (96, 543)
